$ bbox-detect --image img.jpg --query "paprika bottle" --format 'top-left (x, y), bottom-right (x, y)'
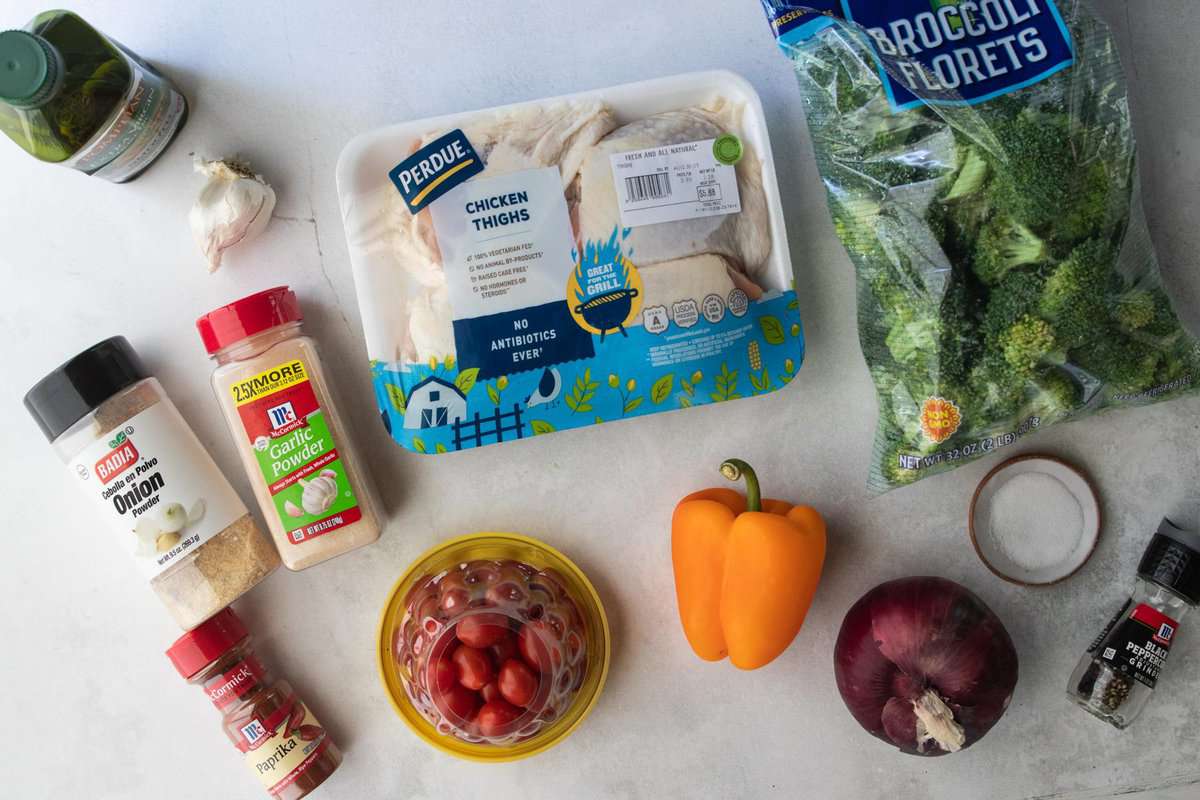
top-left (167, 608), bottom-right (342, 798)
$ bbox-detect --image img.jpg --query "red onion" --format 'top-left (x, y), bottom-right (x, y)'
top-left (834, 577), bottom-right (1018, 756)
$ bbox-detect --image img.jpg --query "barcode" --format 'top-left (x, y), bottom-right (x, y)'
top-left (624, 172), bottom-right (672, 202)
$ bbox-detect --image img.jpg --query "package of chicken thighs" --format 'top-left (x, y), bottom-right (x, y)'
top-left (336, 71), bottom-right (804, 454)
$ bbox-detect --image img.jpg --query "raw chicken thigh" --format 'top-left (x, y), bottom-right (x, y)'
top-left (390, 100), bottom-right (617, 362)
top-left (376, 97), bottom-right (774, 360)
top-left (576, 99), bottom-right (773, 323)
top-left (639, 254), bottom-right (766, 322)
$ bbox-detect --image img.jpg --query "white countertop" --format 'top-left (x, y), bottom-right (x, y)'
top-left (2, 2), bottom-right (1199, 798)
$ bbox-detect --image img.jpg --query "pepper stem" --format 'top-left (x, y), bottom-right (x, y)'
top-left (720, 459), bottom-right (761, 512)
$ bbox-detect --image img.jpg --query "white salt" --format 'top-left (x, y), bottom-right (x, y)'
top-left (987, 471), bottom-right (1083, 571)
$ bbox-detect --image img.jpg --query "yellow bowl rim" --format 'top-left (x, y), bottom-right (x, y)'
top-left (375, 531), bottom-right (611, 762)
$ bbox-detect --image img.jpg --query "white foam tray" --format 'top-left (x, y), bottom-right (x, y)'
top-left (335, 69), bottom-right (793, 365)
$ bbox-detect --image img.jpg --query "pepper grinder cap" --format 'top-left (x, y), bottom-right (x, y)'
top-left (196, 286), bottom-right (302, 354)
top-left (166, 607), bottom-right (249, 679)
top-left (0, 30), bottom-right (61, 107)
top-left (1138, 517), bottom-right (1200, 606)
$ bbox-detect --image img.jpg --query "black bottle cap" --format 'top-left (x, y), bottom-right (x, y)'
top-left (1137, 519), bottom-right (1200, 605)
top-left (24, 336), bottom-right (149, 442)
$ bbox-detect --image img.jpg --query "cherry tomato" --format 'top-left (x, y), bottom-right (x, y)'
top-left (480, 682), bottom-right (501, 704)
top-left (498, 658), bottom-right (538, 707)
top-left (433, 683), bottom-right (478, 724)
top-left (518, 621), bottom-right (555, 673)
top-left (489, 632), bottom-right (519, 668)
top-left (456, 614), bottom-right (509, 648)
top-left (427, 656), bottom-right (457, 694)
top-left (452, 644), bottom-right (493, 690)
top-left (476, 699), bottom-right (522, 738)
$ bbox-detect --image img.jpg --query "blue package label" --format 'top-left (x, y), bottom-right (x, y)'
top-left (374, 288), bottom-right (805, 454)
top-left (452, 300), bottom-right (594, 381)
top-left (389, 129), bottom-right (485, 213)
top-left (762, 0), bottom-right (1074, 110)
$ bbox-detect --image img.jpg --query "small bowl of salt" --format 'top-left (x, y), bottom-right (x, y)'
top-left (969, 454), bottom-right (1101, 586)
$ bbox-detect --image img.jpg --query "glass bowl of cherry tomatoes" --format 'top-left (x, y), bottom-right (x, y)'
top-left (378, 532), bottom-right (610, 761)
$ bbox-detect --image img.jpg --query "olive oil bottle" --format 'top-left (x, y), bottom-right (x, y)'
top-left (0, 10), bottom-right (188, 182)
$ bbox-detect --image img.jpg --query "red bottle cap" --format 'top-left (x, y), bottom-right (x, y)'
top-left (196, 286), bottom-right (302, 354)
top-left (166, 607), bottom-right (250, 679)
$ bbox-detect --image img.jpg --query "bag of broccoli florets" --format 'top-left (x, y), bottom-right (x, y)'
top-left (761, 0), bottom-right (1200, 491)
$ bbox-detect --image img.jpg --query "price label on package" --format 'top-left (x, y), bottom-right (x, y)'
top-left (609, 138), bottom-right (742, 228)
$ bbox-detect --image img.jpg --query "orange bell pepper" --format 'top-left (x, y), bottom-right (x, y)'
top-left (671, 459), bottom-right (826, 670)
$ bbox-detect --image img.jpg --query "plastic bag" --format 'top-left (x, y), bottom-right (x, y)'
top-left (762, 0), bottom-right (1200, 491)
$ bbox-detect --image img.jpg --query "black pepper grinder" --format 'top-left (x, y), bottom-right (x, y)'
top-left (1068, 502), bottom-right (1200, 728)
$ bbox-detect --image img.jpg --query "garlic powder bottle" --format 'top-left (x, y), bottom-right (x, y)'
top-left (197, 287), bottom-right (382, 569)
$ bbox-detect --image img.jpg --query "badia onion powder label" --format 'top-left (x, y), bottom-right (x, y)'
top-left (67, 402), bottom-right (248, 579)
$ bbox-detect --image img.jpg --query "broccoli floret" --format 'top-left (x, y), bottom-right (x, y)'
top-left (1114, 290), bottom-right (1157, 331)
top-left (1000, 315), bottom-right (1058, 372)
top-left (980, 268), bottom-right (1062, 376)
top-left (1026, 368), bottom-right (1081, 420)
top-left (960, 357), bottom-right (1027, 421)
top-left (1139, 288), bottom-right (1189, 341)
top-left (1156, 342), bottom-right (1200, 385)
top-left (983, 267), bottom-right (1047, 342)
top-left (1074, 331), bottom-right (1162, 394)
top-left (868, 268), bottom-right (944, 380)
top-left (942, 145), bottom-right (989, 202)
top-left (936, 276), bottom-right (985, 390)
top-left (1040, 239), bottom-right (1115, 349)
top-left (986, 111), bottom-right (1114, 247)
top-left (830, 195), bottom-right (886, 263)
top-left (930, 192), bottom-right (991, 266)
top-left (886, 316), bottom-right (940, 365)
top-left (835, 62), bottom-right (876, 114)
top-left (973, 215), bottom-right (1050, 285)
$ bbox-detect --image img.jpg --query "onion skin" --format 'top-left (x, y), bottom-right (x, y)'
top-left (834, 577), bottom-right (1018, 756)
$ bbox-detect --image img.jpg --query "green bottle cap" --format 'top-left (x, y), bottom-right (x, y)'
top-left (0, 30), bottom-right (61, 108)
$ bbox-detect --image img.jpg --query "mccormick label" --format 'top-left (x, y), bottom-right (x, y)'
top-left (233, 697), bottom-right (331, 795)
top-left (67, 402), bottom-right (247, 580)
top-left (231, 359), bottom-right (362, 544)
top-left (1090, 602), bottom-right (1180, 689)
top-left (761, 0), bottom-right (1075, 110)
top-left (203, 656), bottom-right (267, 711)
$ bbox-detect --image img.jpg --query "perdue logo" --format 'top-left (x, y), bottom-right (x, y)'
top-left (388, 129), bottom-right (484, 213)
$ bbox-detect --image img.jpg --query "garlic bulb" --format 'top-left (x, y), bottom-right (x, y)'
top-left (189, 157), bottom-right (276, 272)
top-left (299, 474), bottom-right (338, 515)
